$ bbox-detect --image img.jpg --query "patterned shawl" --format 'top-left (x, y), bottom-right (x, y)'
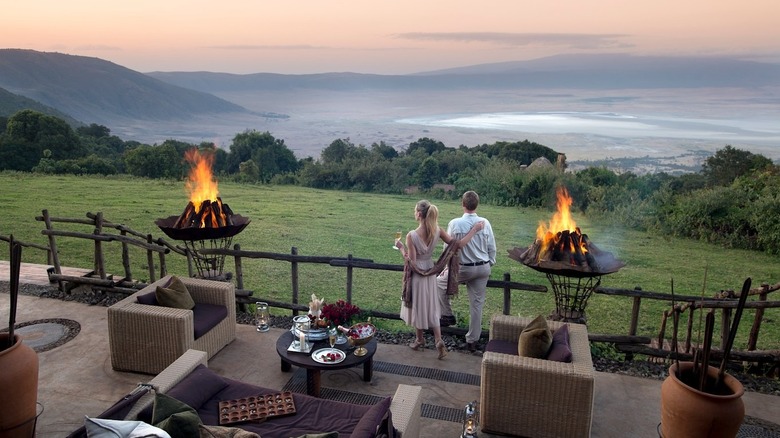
top-left (401, 239), bottom-right (462, 308)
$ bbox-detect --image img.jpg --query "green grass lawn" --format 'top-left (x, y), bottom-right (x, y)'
top-left (1, 172), bottom-right (778, 349)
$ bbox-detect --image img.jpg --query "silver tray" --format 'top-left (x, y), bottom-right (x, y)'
top-left (291, 326), bottom-right (328, 341)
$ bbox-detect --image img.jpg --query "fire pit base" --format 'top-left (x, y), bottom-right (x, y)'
top-left (546, 273), bottom-right (601, 325)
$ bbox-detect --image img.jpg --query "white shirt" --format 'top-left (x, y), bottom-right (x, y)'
top-left (446, 212), bottom-right (496, 266)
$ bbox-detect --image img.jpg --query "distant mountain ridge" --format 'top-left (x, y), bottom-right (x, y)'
top-left (147, 53), bottom-right (780, 93)
top-left (0, 49), bottom-right (250, 125)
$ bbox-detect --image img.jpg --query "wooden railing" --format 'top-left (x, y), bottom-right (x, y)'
top-left (3, 210), bottom-right (779, 364)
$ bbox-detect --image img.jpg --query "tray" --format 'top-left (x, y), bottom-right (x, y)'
top-left (218, 391), bottom-right (296, 425)
top-left (287, 341), bottom-right (314, 354)
top-left (311, 348), bottom-right (346, 364)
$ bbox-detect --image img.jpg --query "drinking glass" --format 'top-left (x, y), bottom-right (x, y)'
top-left (255, 302), bottom-right (270, 332)
top-left (328, 327), bottom-right (338, 348)
top-left (392, 230), bottom-right (402, 249)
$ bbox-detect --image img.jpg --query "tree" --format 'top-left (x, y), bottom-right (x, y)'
top-left (406, 137), bottom-right (446, 156)
top-left (226, 130), bottom-right (297, 181)
top-left (701, 145), bottom-right (773, 187)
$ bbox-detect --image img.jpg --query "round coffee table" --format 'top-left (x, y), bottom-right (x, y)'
top-left (275, 330), bottom-right (377, 397)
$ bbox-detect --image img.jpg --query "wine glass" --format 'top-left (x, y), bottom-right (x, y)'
top-left (328, 327), bottom-right (337, 348)
top-left (392, 230), bottom-right (402, 249)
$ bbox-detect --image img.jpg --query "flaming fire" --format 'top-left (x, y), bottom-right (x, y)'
top-left (185, 148), bottom-right (219, 212)
top-left (508, 186), bottom-right (624, 275)
top-left (172, 149), bottom-right (233, 229)
top-left (536, 187), bottom-right (588, 263)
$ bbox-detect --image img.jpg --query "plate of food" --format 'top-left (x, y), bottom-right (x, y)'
top-left (311, 348), bottom-right (346, 364)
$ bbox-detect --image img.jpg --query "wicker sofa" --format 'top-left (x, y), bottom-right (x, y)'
top-left (68, 349), bottom-right (422, 438)
top-left (108, 275), bottom-right (236, 374)
top-left (480, 315), bottom-right (595, 438)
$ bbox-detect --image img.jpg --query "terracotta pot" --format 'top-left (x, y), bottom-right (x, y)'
top-left (660, 361), bottom-right (744, 438)
top-left (0, 334), bottom-right (39, 438)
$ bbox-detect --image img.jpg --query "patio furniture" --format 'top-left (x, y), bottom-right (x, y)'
top-left (67, 349), bottom-right (422, 438)
top-left (108, 275), bottom-right (236, 374)
top-left (480, 314), bottom-right (594, 438)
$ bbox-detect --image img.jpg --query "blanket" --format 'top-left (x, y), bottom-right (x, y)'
top-left (401, 239), bottom-right (462, 308)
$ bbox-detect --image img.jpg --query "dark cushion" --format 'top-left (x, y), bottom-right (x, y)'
top-left (155, 276), bottom-right (195, 309)
top-left (547, 324), bottom-right (573, 363)
top-left (485, 339), bottom-right (518, 355)
top-left (518, 315), bottom-right (553, 359)
top-left (138, 365), bottom-right (229, 423)
top-left (193, 303), bottom-right (228, 339)
top-left (151, 392), bottom-right (202, 438)
top-left (137, 291), bottom-right (158, 305)
top-left (351, 396), bottom-right (392, 438)
top-left (197, 378), bottom-right (375, 437)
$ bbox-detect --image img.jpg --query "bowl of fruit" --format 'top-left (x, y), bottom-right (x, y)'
top-left (338, 322), bottom-right (376, 356)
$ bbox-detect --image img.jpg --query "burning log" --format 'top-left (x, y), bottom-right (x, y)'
top-left (171, 197), bottom-right (235, 230)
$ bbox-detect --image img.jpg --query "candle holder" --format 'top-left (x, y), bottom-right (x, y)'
top-left (461, 400), bottom-right (478, 438)
top-left (254, 302), bottom-right (270, 333)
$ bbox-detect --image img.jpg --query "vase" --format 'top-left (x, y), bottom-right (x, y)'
top-left (660, 361), bottom-right (744, 438)
top-left (0, 333), bottom-right (39, 438)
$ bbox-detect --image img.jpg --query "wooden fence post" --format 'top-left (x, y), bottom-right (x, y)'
top-left (42, 209), bottom-right (63, 291)
top-left (502, 272), bottom-right (511, 315)
top-left (146, 234), bottom-right (156, 282)
top-left (93, 212), bottom-right (106, 279)
top-left (346, 254), bottom-right (353, 304)
top-left (291, 247), bottom-right (299, 316)
top-left (748, 286), bottom-right (768, 351)
top-left (234, 243), bottom-right (246, 313)
top-left (120, 229), bottom-right (132, 281)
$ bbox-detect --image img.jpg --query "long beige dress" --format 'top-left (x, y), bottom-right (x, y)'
top-left (400, 229), bottom-right (441, 329)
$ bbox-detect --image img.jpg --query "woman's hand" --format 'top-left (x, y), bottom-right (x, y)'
top-left (472, 221), bottom-right (485, 232)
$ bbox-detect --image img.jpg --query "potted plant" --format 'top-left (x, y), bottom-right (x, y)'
top-left (1, 237), bottom-right (40, 437)
top-left (659, 277), bottom-right (750, 438)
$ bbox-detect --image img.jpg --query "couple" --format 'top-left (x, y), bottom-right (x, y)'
top-left (395, 191), bottom-right (496, 358)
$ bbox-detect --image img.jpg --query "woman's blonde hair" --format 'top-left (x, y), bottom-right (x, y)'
top-left (416, 200), bottom-right (439, 245)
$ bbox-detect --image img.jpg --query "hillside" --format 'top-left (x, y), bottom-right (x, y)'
top-left (0, 49), bottom-right (251, 124)
top-left (146, 54), bottom-right (780, 93)
top-left (0, 86), bottom-right (83, 126)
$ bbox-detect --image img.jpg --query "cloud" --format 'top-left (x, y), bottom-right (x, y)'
top-left (74, 44), bottom-right (123, 51)
top-left (205, 44), bottom-right (331, 50)
top-left (394, 32), bottom-right (633, 50)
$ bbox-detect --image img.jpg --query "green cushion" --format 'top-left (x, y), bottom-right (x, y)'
top-left (198, 424), bottom-right (261, 437)
top-left (518, 315), bottom-right (553, 359)
top-left (152, 392), bottom-right (202, 438)
top-left (155, 276), bottom-right (195, 310)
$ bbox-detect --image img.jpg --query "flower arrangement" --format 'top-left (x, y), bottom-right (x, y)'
top-left (320, 299), bottom-right (361, 327)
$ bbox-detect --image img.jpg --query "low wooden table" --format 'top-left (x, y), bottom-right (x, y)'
top-left (275, 330), bottom-right (377, 397)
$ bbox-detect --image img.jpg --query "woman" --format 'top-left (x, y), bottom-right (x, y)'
top-left (396, 200), bottom-right (484, 359)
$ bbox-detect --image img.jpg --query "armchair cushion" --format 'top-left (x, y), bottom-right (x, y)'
top-left (517, 314), bottom-right (552, 359)
top-left (352, 396), bottom-right (392, 438)
top-left (547, 324), bottom-right (573, 363)
top-left (193, 304), bottom-right (229, 339)
top-left (152, 393), bottom-right (202, 438)
top-left (138, 364), bottom-right (229, 423)
top-left (156, 276), bottom-right (196, 310)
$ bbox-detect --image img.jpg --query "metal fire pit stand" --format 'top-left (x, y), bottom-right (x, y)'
top-left (545, 272), bottom-right (601, 324)
top-left (184, 237), bottom-right (235, 281)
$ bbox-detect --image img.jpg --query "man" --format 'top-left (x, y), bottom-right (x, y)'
top-left (437, 190), bottom-right (496, 352)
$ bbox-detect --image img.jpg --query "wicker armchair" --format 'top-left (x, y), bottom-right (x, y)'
top-left (108, 275), bottom-right (236, 374)
top-left (480, 315), bottom-right (594, 438)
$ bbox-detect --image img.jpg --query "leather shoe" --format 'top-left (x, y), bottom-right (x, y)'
top-left (467, 342), bottom-right (477, 352)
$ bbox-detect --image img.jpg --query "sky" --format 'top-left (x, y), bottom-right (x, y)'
top-left (3, 0), bottom-right (779, 75)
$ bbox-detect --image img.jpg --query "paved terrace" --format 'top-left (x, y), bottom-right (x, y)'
top-left (2, 261), bottom-right (780, 437)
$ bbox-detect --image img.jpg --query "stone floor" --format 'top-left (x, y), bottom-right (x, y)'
top-left (2, 261), bottom-right (780, 437)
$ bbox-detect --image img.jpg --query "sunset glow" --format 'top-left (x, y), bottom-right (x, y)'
top-left (2, 0), bottom-right (778, 74)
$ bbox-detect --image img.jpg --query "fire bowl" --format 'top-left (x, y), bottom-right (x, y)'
top-left (155, 214), bottom-right (250, 241)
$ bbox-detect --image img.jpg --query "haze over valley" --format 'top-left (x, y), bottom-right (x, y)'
top-left (2, 49), bottom-right (779, 173)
